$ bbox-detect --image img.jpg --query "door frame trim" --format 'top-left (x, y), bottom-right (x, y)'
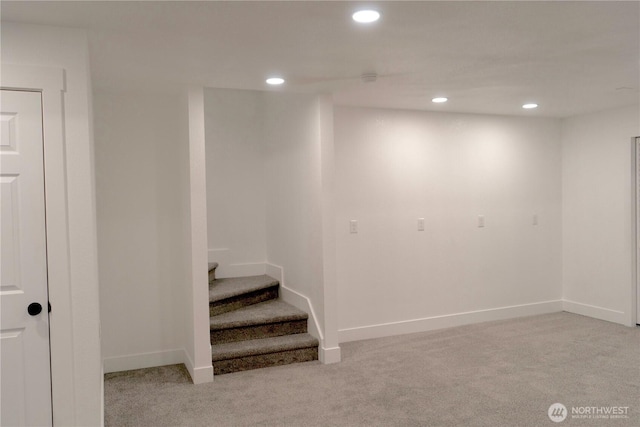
top-left (633, 137), bottom-right (639, 326)
top-left (2, 64), bottom-right (75, 425)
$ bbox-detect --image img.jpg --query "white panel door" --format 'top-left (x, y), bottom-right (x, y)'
top-left (0, 90), bottom-right (52, 426)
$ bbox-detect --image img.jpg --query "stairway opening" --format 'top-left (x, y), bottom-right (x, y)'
top-left (208, 263), bottom-right (318, 374)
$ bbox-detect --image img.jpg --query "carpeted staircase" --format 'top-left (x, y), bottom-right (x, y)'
top-left (208, 263), bottom-right (318, 374)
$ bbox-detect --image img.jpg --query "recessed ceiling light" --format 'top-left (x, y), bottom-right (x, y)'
top-left (352, 10), bottom-right (380, 23)
top-left (522, 103), bottom-right (538, 109)
top-left (432, 97), bottom-right (448, 103)
top-left (266, 77), bottom-right (285, 85)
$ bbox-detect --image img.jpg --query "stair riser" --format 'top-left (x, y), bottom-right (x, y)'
top-left (210, 286), bottom-right (279, 316)
top-left (213, 347), bottom-right (318, 375)
top-left (211, 320), bottom-right (307, 345)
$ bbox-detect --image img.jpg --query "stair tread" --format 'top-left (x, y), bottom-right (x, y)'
top-left (209, 275), bottom-right (278, 302)
top-left (208, 262), bottom-right (219, 272)
top-left (210, 300), bottom-right (307, 330)
top-left (211, 333), bottom-right (318, 362)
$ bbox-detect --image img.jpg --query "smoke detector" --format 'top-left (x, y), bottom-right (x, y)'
top-left (361, 73), bottom-right (378, 83)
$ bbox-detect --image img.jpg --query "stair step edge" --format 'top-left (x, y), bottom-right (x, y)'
top-left (211, 333), bottom-right (319, 362)
top-left (210, 313), bottom-right (308, 330)
top-left (209, 275), bottom-right (279, 303)
top-left (210, 300), bottom-right (308, 330)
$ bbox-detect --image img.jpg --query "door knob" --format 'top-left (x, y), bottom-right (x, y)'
top-left (27, 302), bottom-right (42, 316)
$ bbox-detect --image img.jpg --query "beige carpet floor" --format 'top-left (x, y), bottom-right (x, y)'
top-left (105, 312), bottom-right (640, 426)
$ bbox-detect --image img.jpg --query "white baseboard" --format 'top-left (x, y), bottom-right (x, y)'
top-left (268, 263), bottom-right (324, 341)
top-left (319, 346), bottom-right (341, 364)
top-left (265, 263), bottom-right (282, 282)
top-left (208, 249), bottom-right (266, 278)
top-left (103, 348), bottom-right (186, 374)
top-left (266, 263), bottom-right (342, 364)
top-left (183, 350), bottom-right (214, 384)
top-left (280, 286), bottom-right (324, 343)
top-left (338, 300), bottom-right (563, 343)
top-left (562, 300), bottom-right (627, 325)
top-left (208, 248), bottom-right (230, 264)
top-left (217, 262), bottom-right (266, 278)
top-left (191, 365), bottom-right (214, 384)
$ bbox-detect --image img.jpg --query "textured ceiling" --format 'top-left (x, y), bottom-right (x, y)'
top-left (2, 1), bottom-right (639, 117)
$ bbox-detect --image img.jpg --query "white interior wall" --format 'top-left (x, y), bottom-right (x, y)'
top-left (95, 89), bottom-right (192, 371)
top-left (335, 106), bottom-right (563, 341)
top-left (561, 104), bottom-right (640, 326)
top-left (263, 92), bottom-right (327, 334)
top-left (4, 16), bottom-right (637, 427)
top-left (204, 89), bottom-right (267, 276)
top-left (1, 22), bottom-right (102, 426)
